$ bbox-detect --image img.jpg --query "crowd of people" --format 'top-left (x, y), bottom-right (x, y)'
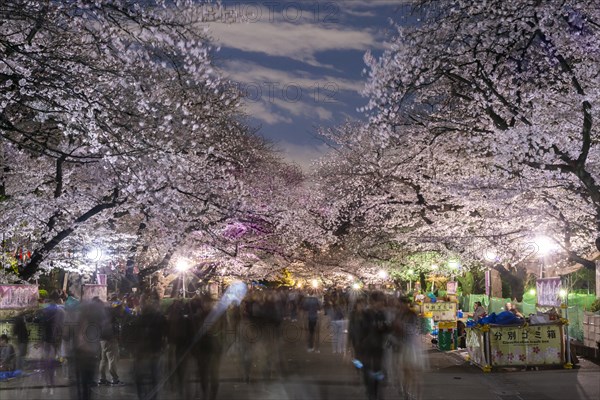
top-left (2, 285), bottom-right (427, 400)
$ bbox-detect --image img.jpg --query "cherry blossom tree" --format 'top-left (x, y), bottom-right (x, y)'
top-left (358, 0), bottom-right (600, 271)
top-left (0, 0), bottom-right (256, 282)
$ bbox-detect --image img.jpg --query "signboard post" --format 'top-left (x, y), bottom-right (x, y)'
top-left (488, 323), bottom-right (564, 367)
top-left (446, 281), bottom-right (458, 295)
top-left (421, 302), bottom-right (457, 321)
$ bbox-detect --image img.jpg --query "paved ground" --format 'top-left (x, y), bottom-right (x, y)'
top-left (1, 319), bottom-right (599, 400)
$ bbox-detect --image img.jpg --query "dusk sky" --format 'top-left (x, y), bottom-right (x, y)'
top-left (205, 0), bottom-right (408, 167)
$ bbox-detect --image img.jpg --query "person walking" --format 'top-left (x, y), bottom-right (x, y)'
top-left (12, 313), bottom-right (29, 371)
top-left (73, 297), bottom-right (104, 400)
top-left (132, 291), bottom-right (167, 400)
top-left (0, 334), bottom-right (16, 372)
top-left (330, 295), bottom-right (348, 354)
top-left (98, 299), bottom-right (124, 386)
top-left (302, 289), bottom-right (322, 352)
top-left (358, 291), bottom-right (390, 400)
top-left (40, 290), bottom-right (65, 395)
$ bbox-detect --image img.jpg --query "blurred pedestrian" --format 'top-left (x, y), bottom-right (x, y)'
top-left (73, 297), bottom-right (104, 400)
top-left (330, 294), bottom-right (348, 354)
top-left (12, 313), bottom-right (29, 371)
top-left (358, 291), bottom-right (390, 400)
top-left (0, 334), bottom-right (16, 372)
top-left (193, 293), bottom-right (226, 400)
top-left (99, 297), bottom-right (124, 385)
top-left (390, 297), bottom-right (426, 400)
top-left (132, 291), bottom-right (167, 400)
top-left (302, 289), bottom-right (321, 352)
top-left (40, 290), bottom-right (65, 394)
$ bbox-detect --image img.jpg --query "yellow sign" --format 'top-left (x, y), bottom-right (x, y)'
top-left (438, 321), bottom-right (457, 329)
top-left (421, 302), bottom-right (457, 321)
top-left (489, 324), bottom-right (563, 366)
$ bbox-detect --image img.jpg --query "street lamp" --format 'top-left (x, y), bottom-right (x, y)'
top-left (86, 247), bottom-right (102, 262)
top-left (431, 264), bottom-right (438, 292)
top-left (407, 269), bottom-right (414, 292)
top-left (534, 236), bottom-right (558, 278)
top-left (484, 250), bottom-right (497, 263)
top-left (85, 246), bottom-right (104, 284)
top-left (176, 258), bottom-right (191, 298)
top-left (535, 236), bottom-right (558, 256)
top-left (448, 259), bottom-right (460, 283)
top-left (176, 258), bottom-right (190, 273)
top-left (483, 250), bottom-right (497, 298)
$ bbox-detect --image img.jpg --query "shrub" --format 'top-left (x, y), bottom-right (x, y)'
top-left (590, 299), bottom-right (600, 313)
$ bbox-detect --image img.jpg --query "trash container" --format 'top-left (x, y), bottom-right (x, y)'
top-left (438, 328), bottom-right (458, 351)
top-left (420, 316), bottom-right (433, 334)
top-left (438, 329), bottom-right (452, 351)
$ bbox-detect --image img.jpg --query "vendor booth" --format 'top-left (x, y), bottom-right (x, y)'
top-left (420, 301), bottom-right (459, 351)
top-left (0, 285), bottom-right (42, 361)
top-left (467, 321), bottom-right (567, 372)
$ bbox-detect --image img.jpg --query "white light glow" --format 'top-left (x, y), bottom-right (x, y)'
top-left (352, 282), bottom-right (361, 290)
top-left (378, 270), bottom-right (388, 279)
top-left (529, 288), bottom-right (536, 296)
top-left (559, 289), bottom-right (567, 298)
top-left (311, 279), bottom-right (319, 288)
top-left (176, 259), bottom-right (191, 272)
top-left (431, 264), bottom-right (438, 270)
top-left (534, 236), bottom-right (558, 256)
top-left (484, 250), bottom-right (497, 262)
top-left (407, 269), bottom-right (414, 275)
top-left (86, 247), bottom-right (102, 261)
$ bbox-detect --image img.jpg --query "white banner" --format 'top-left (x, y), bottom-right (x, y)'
top-left (536, 278), bottom-right (561, 307)
top-left (446, 281), bottom-right (458, 295)
top-left (0, 285), bottom-right (38, 309)
top-left (82, 284), bottom-right (107, 302)
top-left (97, 274), bottom-right (107, 285)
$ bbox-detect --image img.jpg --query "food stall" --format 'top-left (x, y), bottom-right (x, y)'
top-left (466, 320), bottom-right (567, 372)
top-left (420, 301), bottom-right (459, 351)
top-left (0, 285), bottom-right (42, 361)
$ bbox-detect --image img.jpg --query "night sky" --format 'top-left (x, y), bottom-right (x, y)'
top-left (206, 0), bottom-right (408, 167)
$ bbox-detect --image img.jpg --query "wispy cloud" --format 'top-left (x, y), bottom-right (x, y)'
top-left (276, 141), bottom-right (331, 171)
top-left (207, 18), bottom-right (381, 69)
top-left (222, 60), bottom-right (363, 95)
top-left (243, 101), bottom-right (293, 125)
top-left (222, 60), bottom-right (363, 125)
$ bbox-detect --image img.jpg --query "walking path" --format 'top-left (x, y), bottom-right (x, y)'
top-left (1, 319), bottom-right (599, 400)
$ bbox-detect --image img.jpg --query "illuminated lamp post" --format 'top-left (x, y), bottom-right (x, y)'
top-left (484, 250), bottom-right (498, 298)
top-left (534, 236), bottom-right (558, 279)
top-left (176, 258), bottom-right (191, 298)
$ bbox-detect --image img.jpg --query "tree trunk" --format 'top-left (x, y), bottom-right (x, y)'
top-left (596, 260), bottom-right (600, 300)
top-left (493, 264), bottom-right (527, 302)
top-left (490, 269), bottom-right (502, 298)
